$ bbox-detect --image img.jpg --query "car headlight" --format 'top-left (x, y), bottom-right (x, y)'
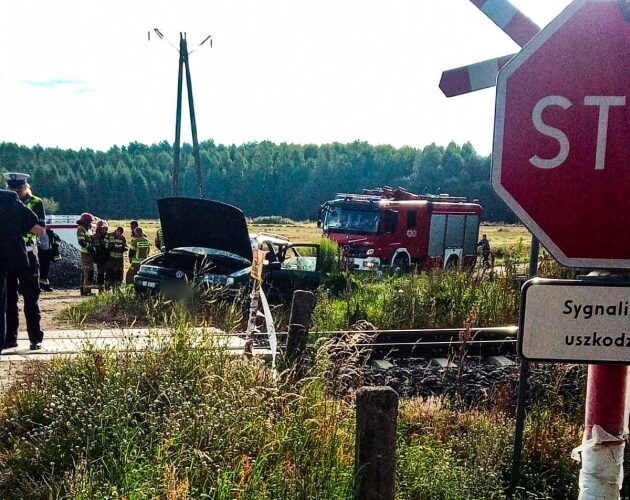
top-left (226, 277), bottom-right (235, 286)
top-left (139, 265), bottom-right (159, 276)
top-left (366, 248), bottom-right (375, 256)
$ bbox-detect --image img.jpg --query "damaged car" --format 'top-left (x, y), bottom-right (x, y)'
top-left (134, 197), bottom-right (321, 300)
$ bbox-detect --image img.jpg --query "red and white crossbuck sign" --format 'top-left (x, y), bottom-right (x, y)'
top-left (439, 0), bottom-right (540, 97)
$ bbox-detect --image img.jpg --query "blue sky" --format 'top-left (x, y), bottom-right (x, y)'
top-left (0, 0), bottom-right (571, 155)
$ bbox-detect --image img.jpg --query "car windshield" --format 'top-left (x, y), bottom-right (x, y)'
top-left (171, 247), bottom-right (251, 266)
top-left (323, 207), bottom-right (380, 234)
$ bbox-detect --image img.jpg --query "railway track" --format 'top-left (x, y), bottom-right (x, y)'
top-left (253, 326), bottom-right (518, 364)
top-left (355, 326), bottom-right (518, 360)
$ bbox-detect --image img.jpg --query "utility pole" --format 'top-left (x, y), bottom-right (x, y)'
top-left (151, 30), bottom-right (212, 199)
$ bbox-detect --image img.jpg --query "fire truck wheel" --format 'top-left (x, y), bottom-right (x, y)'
top-left (445, 256), bottom-right (459, 270)
top-left (392, 255), bottom-right (409, 274)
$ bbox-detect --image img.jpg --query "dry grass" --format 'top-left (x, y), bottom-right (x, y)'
top-left (108, 219), bottom-right (530, 250)
top-left (480, 223), bottom-right (532, 254)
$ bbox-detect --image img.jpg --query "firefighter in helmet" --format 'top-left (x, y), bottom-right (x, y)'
top-left (106, 226), bottom-right (127, 289)
top-left (76, 212), bottom-right (95, 295)
top-left (126, 226), bottom-right (151, 284)
top-left (93, 220), bottom-right (111, 292)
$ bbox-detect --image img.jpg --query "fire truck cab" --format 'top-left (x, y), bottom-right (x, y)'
top-left (319, 187), bottom-right (482, 271)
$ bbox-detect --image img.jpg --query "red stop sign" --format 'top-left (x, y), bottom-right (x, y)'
top-left (492, 0), bottom-right (630, 269)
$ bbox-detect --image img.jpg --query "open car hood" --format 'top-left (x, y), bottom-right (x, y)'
top-left (158, 197), bottom-right (253, 262)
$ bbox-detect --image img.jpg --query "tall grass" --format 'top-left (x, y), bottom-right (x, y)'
top-left (0, 321), bottom-right (355, 498)
top-left (58, 285), bottom-right (247, 333)
top-left (0, 319), bottom-right (591, 498)
top-left (312, 270), bottom-right (520, 333)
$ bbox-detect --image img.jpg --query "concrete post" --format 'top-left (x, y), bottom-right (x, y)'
top-left (574, 271), bottom-right (630, 500)
top-left (285, 290), bottom-right (316, 377)
top-left (355, 386), bottom-right (399, 500)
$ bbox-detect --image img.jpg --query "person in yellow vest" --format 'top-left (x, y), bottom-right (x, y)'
top-left (128, 220), bottom-right (139, 262)
top-left (3, 172), bottom-right (47, 350)
top-left (76, 212), bottom-right (95, 296)
top-left (155, 226), bottom-right (164, 250)
top-left (105, 226), bottom-right (127, 289)
top-left (126, 226), bottom-right (151, 284)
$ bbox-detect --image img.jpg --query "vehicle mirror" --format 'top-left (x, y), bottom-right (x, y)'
top-left (317, 219), bottom-right (322, 228)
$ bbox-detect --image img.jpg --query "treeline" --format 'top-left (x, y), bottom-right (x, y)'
top-left (0, 140), bottom-right (516, 222)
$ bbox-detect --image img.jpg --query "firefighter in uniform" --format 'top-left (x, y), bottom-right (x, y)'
top-left (76, 212), bottom-right (95, 295)
top-left (128, 220), bottom-right (139, 262)
top-left (93, 220), bottom-right (111, 292)
top-left (476, 234), bottom-right (492, 269)
top-left (155, 226), bottom-right (164, 250)
top-left (106, 226), bottom-right (127, 289)
top-left (126, 227), bottom-right (151, 284)
top-left (3, 173), bottom-right (47, 350)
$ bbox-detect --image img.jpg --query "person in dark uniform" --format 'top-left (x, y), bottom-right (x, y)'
top-left (0, 186), bottom-right (44, 352)
top-left (476, 234), bottom-right (492, 269)
top-left (3, 172), bottom-right (47, 350)
top-left (38, 228), bottom-right (54, 292)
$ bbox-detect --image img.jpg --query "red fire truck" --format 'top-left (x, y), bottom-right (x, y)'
top-left (319, 187), bottom-right (482, 271)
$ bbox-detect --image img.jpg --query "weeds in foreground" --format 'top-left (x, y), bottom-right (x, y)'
top-left (0, 323), bottom-right (354, 498)
top-left (0, 322), bottom-right (592, 498)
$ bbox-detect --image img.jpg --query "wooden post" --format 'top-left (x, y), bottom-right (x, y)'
top-left (285, 290), bottom-right (316, 377)
top-left (172, 34), bottom-right (185, 197)
top-left (355, 386), bottom-right (398, 500)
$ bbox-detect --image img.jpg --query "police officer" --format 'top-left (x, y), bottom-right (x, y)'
top-left (0, 188), bottom-right (44, 352)
top-left (3, 173), bottom-right (47, 350)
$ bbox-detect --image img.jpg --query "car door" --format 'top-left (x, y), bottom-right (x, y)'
top-left (263, 244), bottom-right (321, 300)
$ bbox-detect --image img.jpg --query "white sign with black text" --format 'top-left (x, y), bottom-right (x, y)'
top-left (519, 279), bottom-right (630, 364)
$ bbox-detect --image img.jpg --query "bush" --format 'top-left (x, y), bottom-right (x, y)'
top-left (318, 237), bottom-right (341, 274)
top-left (251, 215), bottom-right (296, 225)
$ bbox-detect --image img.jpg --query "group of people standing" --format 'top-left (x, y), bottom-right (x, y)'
top-left (76, 217), bottom-right (151, 295)
top-left (0, 170), bottom-right (161, 352)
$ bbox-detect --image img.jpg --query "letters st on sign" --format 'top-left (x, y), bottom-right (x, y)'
top-left (519, 279), bottom-right (630, 364)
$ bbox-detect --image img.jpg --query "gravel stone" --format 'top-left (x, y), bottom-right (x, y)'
top-left (48, 241), bottom-right (82, 289)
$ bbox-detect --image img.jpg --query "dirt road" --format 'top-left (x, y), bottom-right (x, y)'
top-left (38, 288), bottom-right (86, 331)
